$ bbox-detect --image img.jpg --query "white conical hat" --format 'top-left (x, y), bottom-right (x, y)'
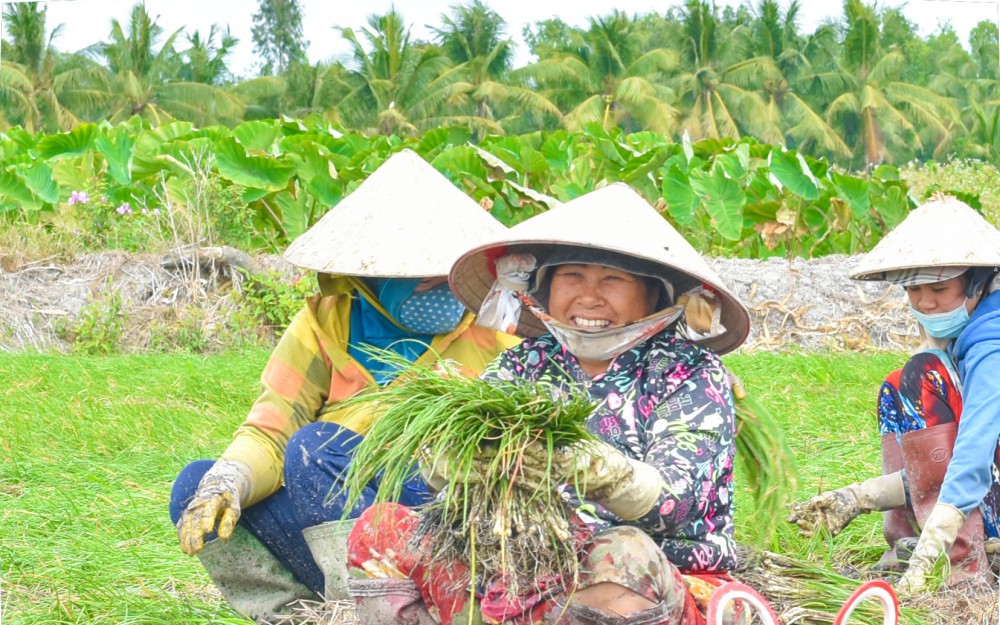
top-left (449, 183), bottom-right (751, 354)
top-left (283, 149), bottom-right (505, 277)
top-left (850, 195), bottom-right (1000, 281)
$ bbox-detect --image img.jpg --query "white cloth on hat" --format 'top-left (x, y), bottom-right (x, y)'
top-left (882, 267), bottom-right (967, 287)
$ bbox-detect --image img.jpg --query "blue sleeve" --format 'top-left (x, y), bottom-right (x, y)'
top-left (940, 340), bottom-right (1000, 515)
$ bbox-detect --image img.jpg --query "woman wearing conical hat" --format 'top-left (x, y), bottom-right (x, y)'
top-left (344, 183), bottom-right (754, 625)
top-left (789, 195), bottom-right (1000, 592)
top-left (167, 150), bottom-right (519, 622)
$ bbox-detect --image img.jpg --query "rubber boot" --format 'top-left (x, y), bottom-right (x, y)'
top-left (197, 524), bottom-right (317, 624)
top-left (348, 578), bottom-right (438, 625)
top-left (302, 519), bottom-right (355, 601)
top-left (900, 422), bottom-right (989, 586)
top-left (873, 433), bottom-right (920, 571)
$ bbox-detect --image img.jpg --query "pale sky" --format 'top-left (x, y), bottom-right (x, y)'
top-left (2, 0), bottom-right (998, 79)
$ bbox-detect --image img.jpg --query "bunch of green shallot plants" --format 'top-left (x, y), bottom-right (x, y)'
top-left (340, 354), bottom-right (596, 595)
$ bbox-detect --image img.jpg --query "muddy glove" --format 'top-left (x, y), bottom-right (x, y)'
top-left (546, 440), bottom-right (664, 521)
top-left (895, 503), bottom-right (965, 594)
top-left (787, 472), bottom-right (906, 537)
top-left (176, 459), bottom-right (253, 556)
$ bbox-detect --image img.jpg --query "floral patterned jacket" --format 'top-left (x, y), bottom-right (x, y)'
top-left (482, 331), bottom-right (737, 573)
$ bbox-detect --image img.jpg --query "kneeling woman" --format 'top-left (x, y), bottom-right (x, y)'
top-left (788, 196), bottom-right (1000, 592)
top-left (345, 184), bottom-right (752, 624)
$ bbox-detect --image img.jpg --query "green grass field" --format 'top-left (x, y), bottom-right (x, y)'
top-left (0, 350), bottom-right (912, 623)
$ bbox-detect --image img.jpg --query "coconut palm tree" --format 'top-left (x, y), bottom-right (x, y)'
top-left (0, 2), bottom-right (109, 132)
top-left (179, 25), bottom-right (239, 85)
top-left (517, 10), bottom-right (679, 134)
top-left (824, 0), bottom-right (960, 166)
top-left (742, 0), bottom-right (850, 159)
top-left (669, 0), bottom-right (783, 144)
top-left (89, 3), bottom-right (244, 127)
top-left (337, 9), bottom-right (493, 135)
top-left (430, 0), bottom-right (560, 134)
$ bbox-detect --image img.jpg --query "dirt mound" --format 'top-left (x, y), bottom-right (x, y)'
top-left (0, 250), bottom-right (918, 353)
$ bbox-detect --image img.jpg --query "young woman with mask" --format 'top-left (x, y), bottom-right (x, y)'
top-left (168, 151), bottom-right (519, 623)
top-left (788, 195), bottom-right (1000, 593)
top-left (343, 183), bottom-right (754, 625)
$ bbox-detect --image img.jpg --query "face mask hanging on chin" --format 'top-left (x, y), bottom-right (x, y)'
top-left (909, 300), bottom-right (971, 339)
top-left (529, 302), bottom-right (685, 362)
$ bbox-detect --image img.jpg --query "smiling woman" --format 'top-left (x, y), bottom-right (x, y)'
top-left (341, 183), bottom-right (759, 625)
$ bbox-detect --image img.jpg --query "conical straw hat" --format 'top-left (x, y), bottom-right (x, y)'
top-left (449, 183), bottom-right (751, 355)
top-left (850, 195), bottom-right (1000, 281)
top-left (283, 149), bottom-right (505, 277)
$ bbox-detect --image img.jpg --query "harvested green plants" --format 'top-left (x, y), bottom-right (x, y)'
top-left (340, 355), bottom-right (596, 595)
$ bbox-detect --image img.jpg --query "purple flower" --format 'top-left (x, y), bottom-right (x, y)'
top-left (141, 208), bottom-right (149, 216)
top-left (68, 191), bottom-right (90, 205)
top-left (152, 208), bottom-right (161, 216)
top-left (116, 202), bottom-right (132, 216)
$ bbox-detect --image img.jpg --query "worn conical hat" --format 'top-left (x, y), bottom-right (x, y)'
top-left (850, 195), bottom-right (1000, 281)
top-left (449, 183), bottom-right (751, 354)
top-left (283, 149), bottom-right (505, 277)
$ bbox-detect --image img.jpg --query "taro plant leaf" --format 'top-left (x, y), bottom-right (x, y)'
top-left (51, 156), bottom-right (96, 193)
top-left (714, 152), bottom-right (746, 180)
top-left (148, 121), bottom-right (198, 143)
top-left (215, 137), bottom-right (295, 191)
top-left (661, 165), bottom-right (698, 226)
top-left (307, 175), bottom-right (344, 208)
top-left (519, 146), bottom-right (550, 177)
top-left (873, 186), bottom-right (911, 230)
top-left (274, 186), bottom-right (312, 241)
top-left (232, 120), bottom-right (280, 153)
top-left (769, 149), bottom-right (819, 201)
top-left (23, 163), bottom-right (59, 204)
top-left (871, 164), bottom-right (900, 182)
top-left (419, 127), bottom-right (472, 158)
top-left (830, 171), bottom-right (870, 217)
top-left (281, 138), bottom-right (333, 184)
top-left (0, 168), bottom-right (41, 210)
top-left (689, 167), bottom-right (746, 241)
top-left (94, 131), bottom-right (135, 186)
top-left (34, 124), bottom-right (99, 160)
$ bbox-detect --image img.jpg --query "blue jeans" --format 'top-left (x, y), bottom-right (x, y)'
top-left (169, 422), bottom-right (431, 593)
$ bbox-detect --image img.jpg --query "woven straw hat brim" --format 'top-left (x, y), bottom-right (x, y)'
top-left (283, 149), bottom-right (505, 277)
top-left (850, 195), bottom-right (1000, 281)
top-left (449, 184), bottom-right (751, 355)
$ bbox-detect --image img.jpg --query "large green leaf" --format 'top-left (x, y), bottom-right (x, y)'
top-left (94, 131), bottom-right (135, 186)
top-left (23, 163), bottom-right (59, 204)
top-left (874, 186), bottom-right (910, 229)
top-left (661, 165), bottom-right (698, 225)
top-left (215, 137), bottom-right (294, 191)
top-left (273, 188), bottom-right (311, 241)
top-left (281, 138), bottom-right (334, 184)
top-left (830, 170), bottom-right (870, 217)
top-left (233, 120), bottom-right (280, 153)
top-left (307, 176), bottom-right (344, 208)
top-left (51, 156), bottom-right (96, 192)
top-left (34, 124), bottom-right (99, 160)
top-left (0, 169), bottom-right (41, 210)
top-left (689, 167), bottom-right (746, 241)
top-left (769, 149), bottom-right (819, 201)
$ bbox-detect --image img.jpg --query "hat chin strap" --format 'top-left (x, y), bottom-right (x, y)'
top-left (529, 303), bottom-right (684, 362)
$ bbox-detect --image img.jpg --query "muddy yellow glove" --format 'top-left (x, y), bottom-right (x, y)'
top-left (895, 503), bottom-right (965, 595)
top-left (176, 459), bottom-right (253, 556)
top-left (522, 440), bottom-right (663, 521)
top-left (787, 472), bottom-right (906, 537)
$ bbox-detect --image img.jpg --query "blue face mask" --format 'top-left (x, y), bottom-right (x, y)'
top-left (397, 282), bottom-right (467, 335)
top-left (909, 300), bottom-right (971, 338)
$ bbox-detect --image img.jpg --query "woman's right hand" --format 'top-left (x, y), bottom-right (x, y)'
top-left (176, 460), bottom-right (253, 556)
